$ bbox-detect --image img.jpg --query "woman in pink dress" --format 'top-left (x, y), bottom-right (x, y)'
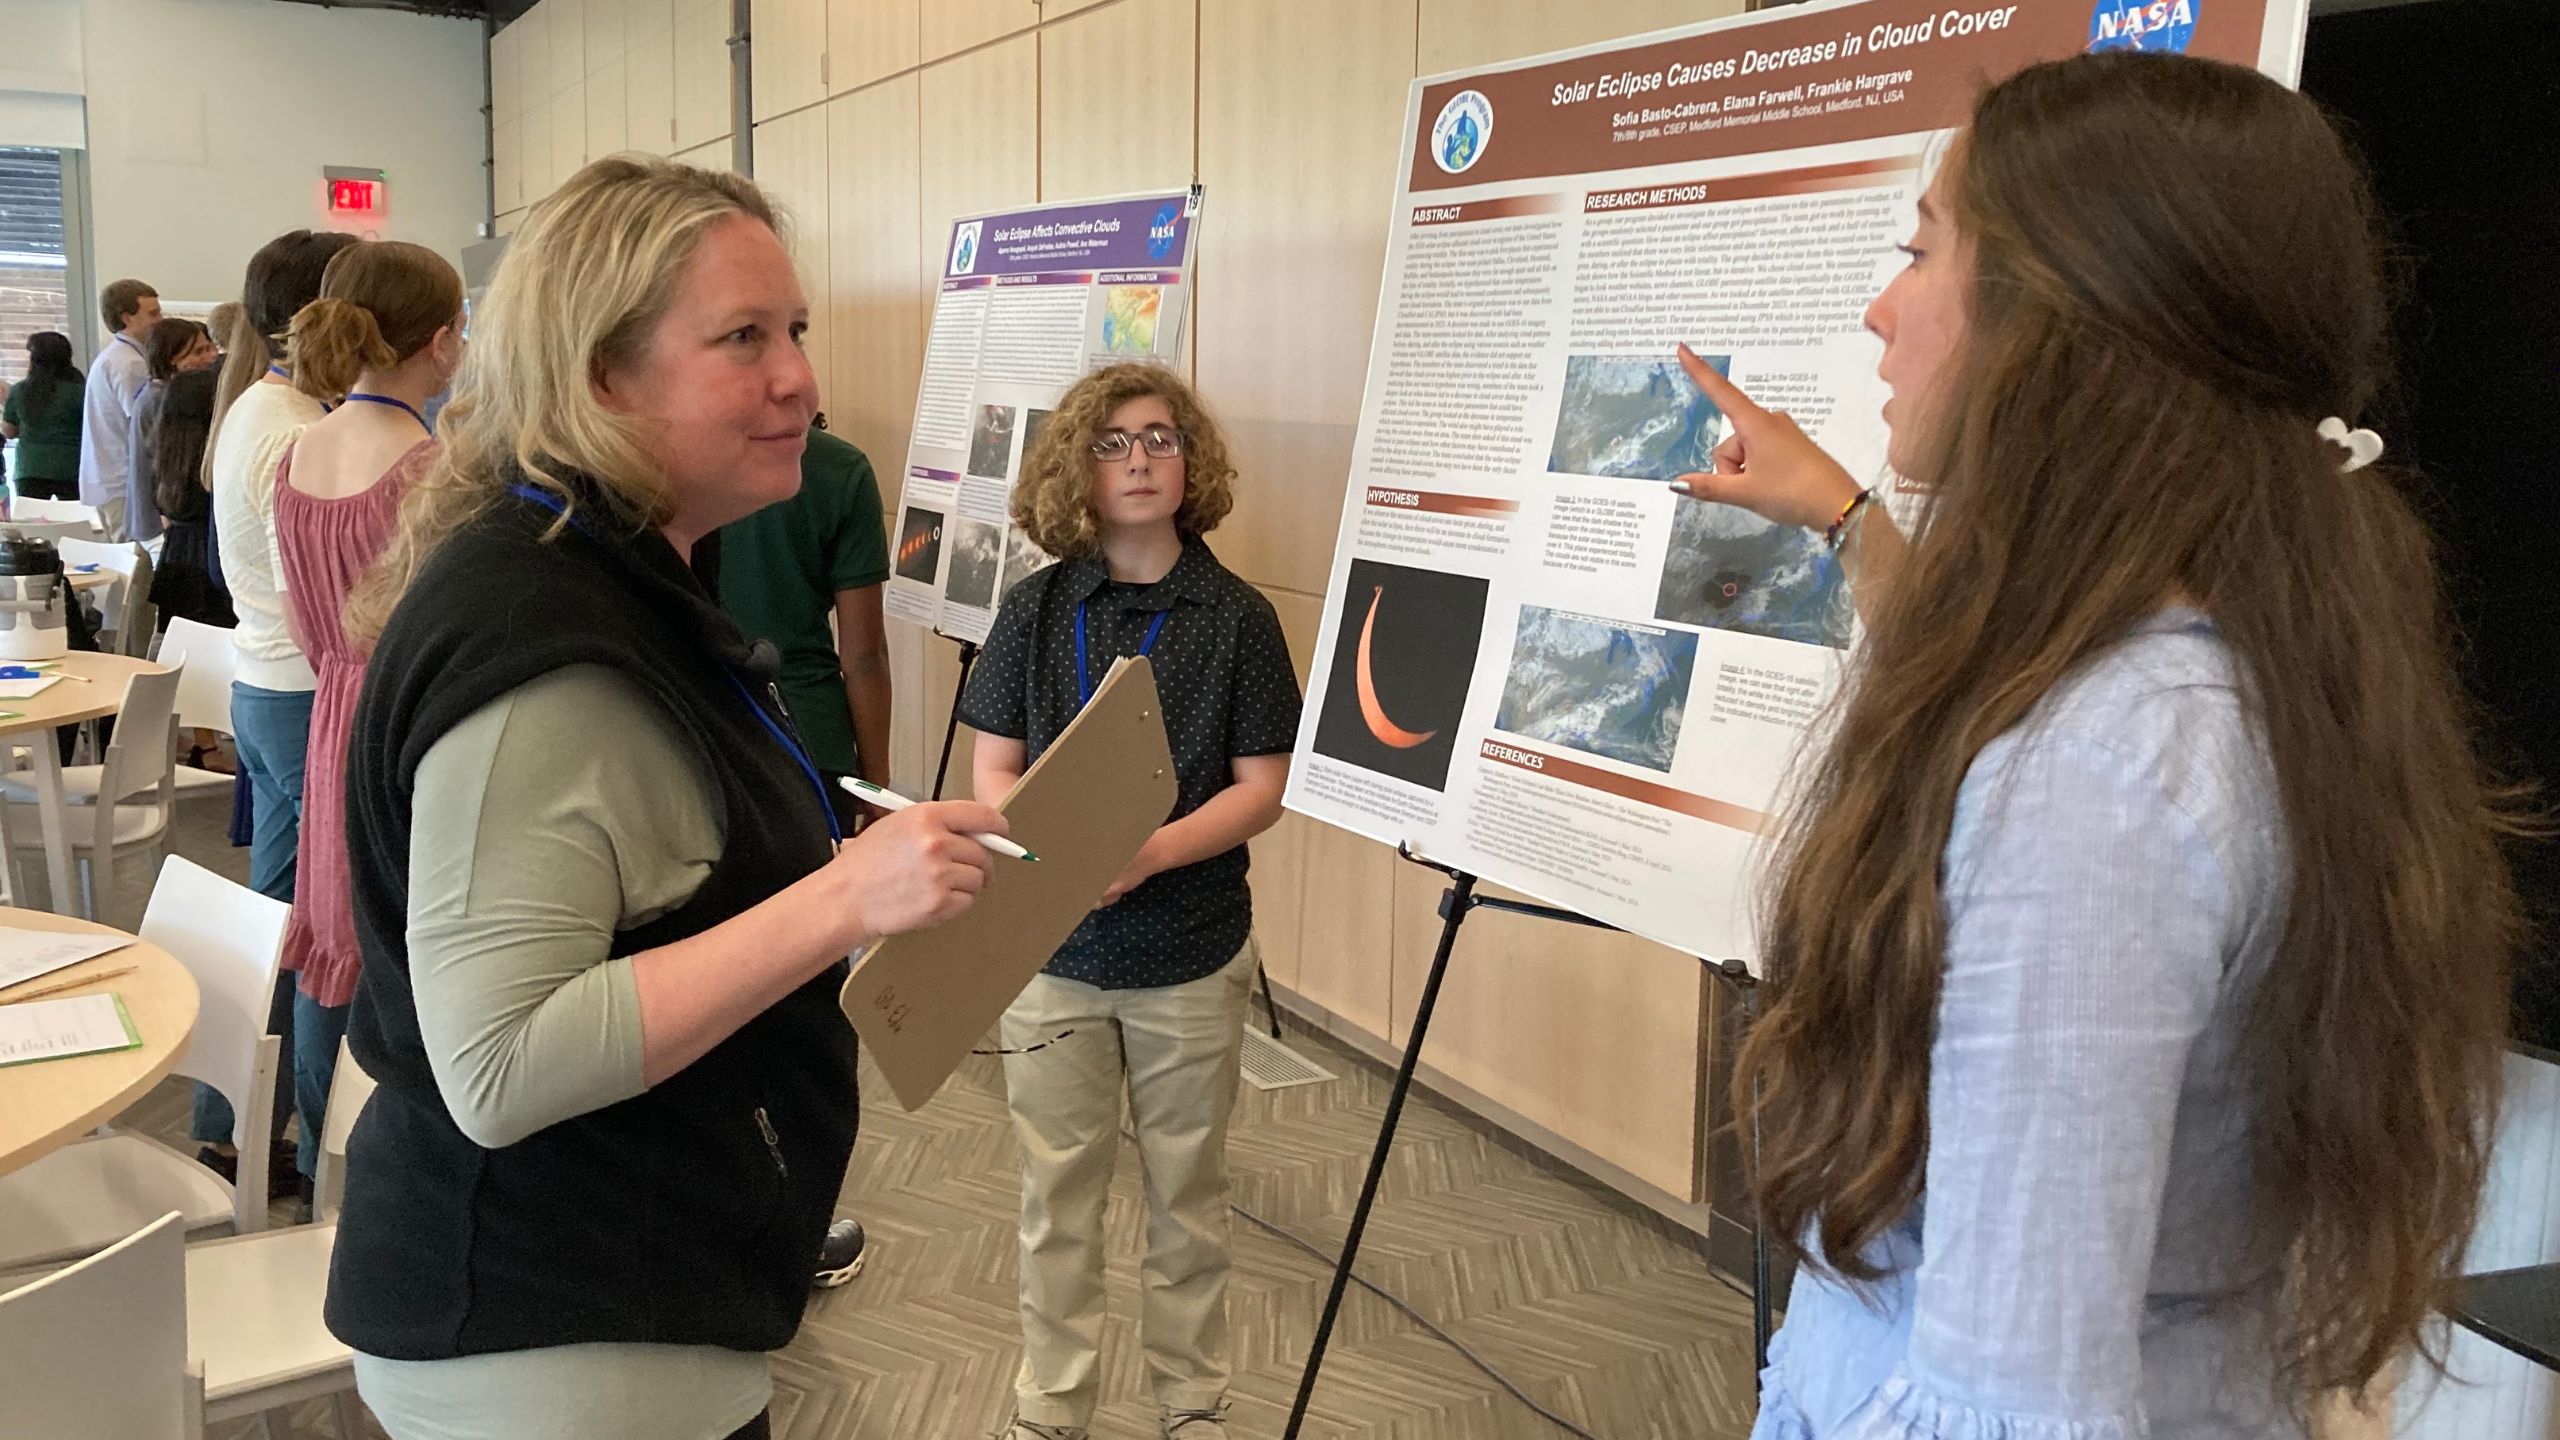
top-left (273, 240), bottom-right (466, 1189)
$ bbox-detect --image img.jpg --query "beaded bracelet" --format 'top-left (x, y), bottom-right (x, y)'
top-left (1822, 488), bottom-right (1873, 551)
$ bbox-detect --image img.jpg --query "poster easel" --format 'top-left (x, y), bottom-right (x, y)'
top-left (1279, 845), bottom-right (1770, 1438)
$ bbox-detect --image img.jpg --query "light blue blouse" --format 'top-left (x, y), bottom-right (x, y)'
top-left (1754, 611), bottom-right (2301, 1440)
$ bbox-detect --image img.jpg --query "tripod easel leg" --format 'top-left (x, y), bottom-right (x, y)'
top-left (1281, 871), bottom-right (1477, 1439)
top-left (929, 640), bottom-right (980, 801)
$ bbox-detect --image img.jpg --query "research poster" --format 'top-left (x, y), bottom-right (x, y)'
top-left (1283, 0), bottom-right (2310, 966)
top-left (888, 187), bottom-right (1203, 642)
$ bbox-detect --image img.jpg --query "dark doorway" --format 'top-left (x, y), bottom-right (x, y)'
top-left (2303, 0), bottom-right (2560, 1054)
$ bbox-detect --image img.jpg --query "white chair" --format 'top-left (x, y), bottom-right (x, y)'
top-left (0, 856), bottom-right (291, 1269)
top-left (156, 618), bottom-right (239, 739)
top-left (0, 1211), bottom-right (203, 1440)
top-left (3, 650), bottom-right (231, 814)
top-left (312, 1038), bottom-right (375, 1226)
top-left (60, 536), bottom-right (157, 655)
top-left (0, 663), bottom-right (187, 917)
top-left (10, 496), bottom-right (102, 528)
top-left (4, 518), bottom-right (98, 544)
top-left (186, 1040), bottom-right (372, 1431)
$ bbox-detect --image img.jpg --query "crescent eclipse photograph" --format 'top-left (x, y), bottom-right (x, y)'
top-left (1311, 559), bottom-right (1488, 792)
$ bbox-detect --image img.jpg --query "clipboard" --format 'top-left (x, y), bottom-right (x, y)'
top-left (842, 655), bottom-right (1179, 1109)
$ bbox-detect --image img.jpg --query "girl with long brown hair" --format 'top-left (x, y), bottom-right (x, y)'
top-left (1680, 53), bottom-right (2516, 1437)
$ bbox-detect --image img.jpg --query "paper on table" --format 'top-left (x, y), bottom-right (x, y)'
top-left (0, 675), bottom-right (60, 700)
top-left (0, 992), bottom-right (142, 1068)
top-left (0, 928), bottom-right (135, 992)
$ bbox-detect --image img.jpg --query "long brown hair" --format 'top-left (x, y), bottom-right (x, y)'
top-left (287, 240), bottom-right (464, 403)
top-left (1735, 52), bottom-right (2515, 1402)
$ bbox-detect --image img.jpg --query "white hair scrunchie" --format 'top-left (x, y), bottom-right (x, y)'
top-left (2317, 416), bottom-right (2385, 472)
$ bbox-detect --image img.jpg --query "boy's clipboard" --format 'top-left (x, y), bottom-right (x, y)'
top-left (842, 655), bottom-right (1178, 1109)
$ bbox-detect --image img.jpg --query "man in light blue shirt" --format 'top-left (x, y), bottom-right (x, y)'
top-left (77, 278), bottom-right (160, 540)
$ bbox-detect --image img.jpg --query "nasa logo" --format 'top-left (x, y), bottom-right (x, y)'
top-left (2087, 0), bottom-right (2199, 53)
top-left (948, 220), bottom-right (982, 276)
top-left (1431, 90), bottom-right (1494, 175)
top-left (1146, 202), bottom-right (1181, 261)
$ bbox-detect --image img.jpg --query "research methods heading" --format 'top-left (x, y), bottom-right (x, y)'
top-left (1547, 4), bottom-right (2020, 106)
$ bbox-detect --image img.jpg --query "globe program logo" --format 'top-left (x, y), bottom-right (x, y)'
top-left (1146, 202), bottom-right (1181, 261)
top-left (949, 220), bottom-right (982, 276)
top-left (1431, 90), bottom-right (1494, 175)
top-left (2088, 0), bottom-right (2199, 52)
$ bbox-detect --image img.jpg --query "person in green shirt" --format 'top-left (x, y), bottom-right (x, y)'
top-left (716, 415), bottom-right (893, 832)
top-left (2, 332), bottom-right (85, 501)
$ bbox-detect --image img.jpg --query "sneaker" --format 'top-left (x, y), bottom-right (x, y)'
top-left (995, 1419), bottom-right (1087, 1440)
top-left (814, 1217), bottom-right (866, 1288)
top-left (1162, 1402), bottom-right (1231, 1439)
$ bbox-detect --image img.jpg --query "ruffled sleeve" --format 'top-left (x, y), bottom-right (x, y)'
top-left (1829, 1372), bottom-right (2140, 1440)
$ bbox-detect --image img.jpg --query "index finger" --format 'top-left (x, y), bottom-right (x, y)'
top-left (924, 800), bottom-right (1010, 836)
top-left (1676, 345), bottom-right (1763, 425)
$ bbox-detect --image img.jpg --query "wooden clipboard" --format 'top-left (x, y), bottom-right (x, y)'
top-left (841, 655), bottom-right (1178, 1109)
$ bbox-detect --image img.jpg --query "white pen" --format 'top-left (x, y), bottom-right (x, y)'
top-left (839, 777), bottom-right (1040, 862)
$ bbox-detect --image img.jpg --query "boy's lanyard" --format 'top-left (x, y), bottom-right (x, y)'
top-left (1074, 599), bottom-right (1168, 710)
top-left (508, 482), bottom-right (842, 844)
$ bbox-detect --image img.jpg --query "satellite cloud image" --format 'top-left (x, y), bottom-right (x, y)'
top-left (1494, 605), bottom-right (1697, 773)
top-left (1547, 353), bottom-right (1732, 482)
top-left (1653, 497), bottom-right (1854, 649)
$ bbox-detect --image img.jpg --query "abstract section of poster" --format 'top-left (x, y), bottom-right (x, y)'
top-left (887, 187), bottom-right (1203, 642)
top-left (1282, 0), bottom-right (2309, 967)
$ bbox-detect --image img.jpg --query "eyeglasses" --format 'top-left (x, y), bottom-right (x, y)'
top-left (1089, 426), bottom-right (1186, 461)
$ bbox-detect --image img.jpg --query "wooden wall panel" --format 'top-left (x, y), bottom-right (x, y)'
top-left (491, 119), bottom-right (524, 214)
top-left (491, 20), bottom-right (524, 128)
top-left (495, 208), bottom-right (526, 237)
top-left (1242, 582), bottom-right (1323, 987)
top-left (1296, 826), bottom-right (1399, 1040)
top-left (1198, 0), bottom-right (1414, 599)
top-left (1036, 0), bottom-right (1194, 203)
top-left (673, 136), bottom-right (733, 172)
top-left (1391, 870), bottom-right (1707, 1199)
top-left (1042, 0), bottom-right (1110, 17)
top-left (673, 0), bottom-right (734, 152)
top-left (521, 95), bottom-right (556, 205)
top-left (752, 0), bottom-right (829, 121)
top-left (921, 0), bottom-right (1035, 64)
top-left (585, 0), bottom-right (626, 70)
top-left (516, 4), bottom-right (553, 106)
top-left (1418, 0), bottom-right (1747, 74)
top-left (751, 105), bottom-right (833, 403)
top-left (917, 33), bottom-right (1036, 296)
top-left (629, 0), bottom-right (672, 45)
top-left (825, 75), bottom-right (924, 501)
top-left (547, 0), bottom-right (587, 94)
top-left (627, 28), bottom-right (676, 155)
top-left (587, 57), bottom-right (629, 159)
top-left (826, 0), bottom-right (918, 94)
top-left (554, 78), bottom-right (590, 178)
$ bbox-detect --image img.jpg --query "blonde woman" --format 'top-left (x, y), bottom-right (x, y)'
top-left (961, 365), bottom-right (1301, 1440)
top-left (324, 157), bottom-right (1009, 1440)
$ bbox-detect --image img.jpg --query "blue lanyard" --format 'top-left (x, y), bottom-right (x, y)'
top-left (508, 483), bottom-right (841, 843)
top-left (268, 361), bottom-right (332, 412)
top-left (1074, 598), bottom-right (1169, 709)
top-left (345, 392), bottom-right (429, 433)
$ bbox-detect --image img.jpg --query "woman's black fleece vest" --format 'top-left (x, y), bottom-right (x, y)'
top-left (325, 486), bottom-right (858, 1360)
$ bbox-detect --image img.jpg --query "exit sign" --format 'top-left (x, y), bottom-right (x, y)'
top-left (324, 166), bottom-right (386, 215)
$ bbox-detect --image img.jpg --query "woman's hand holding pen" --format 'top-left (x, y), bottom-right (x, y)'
top-left (830, 801), bottom-right (1010, 944)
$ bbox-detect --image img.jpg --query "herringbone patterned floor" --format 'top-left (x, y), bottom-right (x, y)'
top-left (100, 809), bottom-right (1762, 1440)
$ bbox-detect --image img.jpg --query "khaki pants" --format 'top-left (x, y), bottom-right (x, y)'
top-left (1001, 939), bottom-right (1255, 1426)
